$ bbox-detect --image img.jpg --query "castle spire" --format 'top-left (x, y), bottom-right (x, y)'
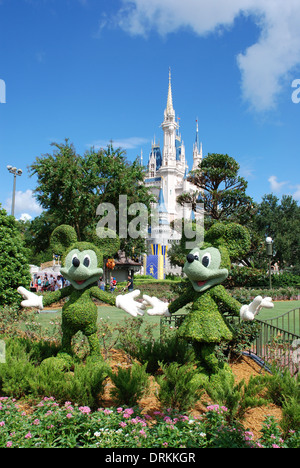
top-left (165, 67), bottom-right (175, 117)
top-left (192, 119), bottom-right (203, 170)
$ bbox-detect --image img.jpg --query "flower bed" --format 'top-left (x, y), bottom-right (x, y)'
top-left (0, 396), bottom-right (298, 448)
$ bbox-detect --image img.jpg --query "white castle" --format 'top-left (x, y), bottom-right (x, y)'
top-left (143, 70), bottom-right (203, 262)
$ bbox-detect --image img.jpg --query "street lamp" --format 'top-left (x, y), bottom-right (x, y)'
top-left (266, 236), bottom-right (273, 289)
top-left (7, 165), bottom-right (22, 217)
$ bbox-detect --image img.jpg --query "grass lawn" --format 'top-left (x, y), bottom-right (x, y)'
top-left (39, 299), bottom-right (300, 339)
top-left (39, 304), bottom-right (163, 340)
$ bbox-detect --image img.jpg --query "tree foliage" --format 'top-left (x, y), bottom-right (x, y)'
top-left (177, 153), bottom-right (254, 224)
top-left (253, 194), bottom-right (300, 272)
top-left (28, 140), bottom-right (155, 260)
top-left (0, 206), bottom-right (31, 305)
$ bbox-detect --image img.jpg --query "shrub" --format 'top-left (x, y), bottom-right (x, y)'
top-left (203, 369), bottom-right (268, 423)
top-left (227, 266), bottom-right (300, 289)
top-left (265, 366), bottom-right (300, 407)
top-left (0, 339), bottom-right (36, 398)
top-left (35, 357), bottom-right (109, 409)
top-left (109, 362), bottom-right (149, 407)
top-left (120, 324), bottom-right (194, 374)
top-left (0, 207), bottom-right (31, 306)
top-left (156, 362), bottom-right (203, 412)
top-left (281, 396), bottom-right (300, 436)
top-left (215, 318), bottom-right (261, 362)
top-left (0, 337), bottom-right (108, 408)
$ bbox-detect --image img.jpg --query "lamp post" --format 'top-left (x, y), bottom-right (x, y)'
top-left (266, 236), bottom-right (273, 289)
top-left (7, 165), bottom-right (22, 217)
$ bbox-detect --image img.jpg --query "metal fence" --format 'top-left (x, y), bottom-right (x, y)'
top-left (249, 307), bottom-right (300, 376)
top-left (161, 307), bottom-right (300, 376)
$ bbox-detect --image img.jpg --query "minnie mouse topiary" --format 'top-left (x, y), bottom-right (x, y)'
top-left (142, 223), bottom-right (273, 375)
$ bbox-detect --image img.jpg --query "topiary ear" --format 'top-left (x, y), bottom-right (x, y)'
top-left (87, 227), bottom-right (120, 258)
top-left (205, 223), bottom-right (251, 260)
top-left (50, 225), bottom-right (78, 257)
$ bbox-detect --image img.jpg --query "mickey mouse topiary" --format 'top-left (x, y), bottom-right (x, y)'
top-left (143, 223), bottom-right (273, 375)
top-left (18, 225), bottom-right (145, 362)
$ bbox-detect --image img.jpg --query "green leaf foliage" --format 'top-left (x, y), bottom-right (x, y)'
top-left (0, 206), bottom-right (31, 305)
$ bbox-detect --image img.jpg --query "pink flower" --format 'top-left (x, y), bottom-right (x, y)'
top-left (32, 419), bottom-right (40, 426)
top-left (79, 406), bottom-right (91, 415)
top-left (103, 409), bottom-right (112, 415)
top-left (139, 429), bottom-right (147, 438)
top-left (119, 422), bottom-right (127, 428)
top-left (25, 432), bottom-right (32, 439)
top-left (6, 441), bottom-right (12, 448)
top-left (0, 421), bottom-right (5, 427)
top-left (66, 413), bottom-right (73, 419)
top-left (117, 407), bottom-right (123, 413)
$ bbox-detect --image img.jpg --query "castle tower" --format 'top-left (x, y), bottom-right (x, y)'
top-left (159, 69), bottom-right (179, 221)
top-left (192, 120), bottom-right (203, 170)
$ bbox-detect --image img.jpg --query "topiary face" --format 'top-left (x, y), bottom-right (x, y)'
top-left (61, 243), bottom-right (103, 290)
top-left (183, 246), bottom-right (228, 293)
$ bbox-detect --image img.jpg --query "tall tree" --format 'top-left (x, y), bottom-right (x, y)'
top-left (0, 206), bottom-right (31, 305)
top-left (29, 140), bottom-right (155, 256)
top-left (177, 153), bottom-right (254, 225)
top-left (253, 194), bottom-right (300, 272)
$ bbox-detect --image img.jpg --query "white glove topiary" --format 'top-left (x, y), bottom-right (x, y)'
top-left (142, 295), bottom-right (171, 316)
top-left (115, 290), bottom-right (145, 317)
top-left (17, 287), bottom-right (44, 310)
top-left (240, 295), bottom-right (273, 321)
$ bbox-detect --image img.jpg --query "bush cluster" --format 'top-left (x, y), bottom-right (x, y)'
top-left (0, 306), bottom-right (299, 448)
top-left (227, 266), bottom-right (300, 290)
top-left (0, 398), bottom-right (299, 448)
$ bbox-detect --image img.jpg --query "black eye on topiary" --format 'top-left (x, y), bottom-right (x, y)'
top-left (72, 256), bottom-right (80, 268)
top-left (83, 255), bottom-right (90, 268)
top-left (202, 253), bottom-right (211, 268)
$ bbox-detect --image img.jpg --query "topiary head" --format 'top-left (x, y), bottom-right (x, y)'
top-left (50, 225), bottom-right (120, 291)
top-left (183, 223), bottom-right (251, 293)
top-left (61, 242), bottom-right (103, 290)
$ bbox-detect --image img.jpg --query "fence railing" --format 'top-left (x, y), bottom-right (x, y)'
top-left (249, 307), bottom-right (300, 375)
top-left (161, 307), bottom-right (300, 375)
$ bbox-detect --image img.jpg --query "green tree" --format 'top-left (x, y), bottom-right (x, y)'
top-left (0, 206), bottom-right (31, 305)
top-left (253, 194), bottom-right (300, 272)
top-left (29, 140), bottom-right (155, 259)
top-left (177, 153), bottom-right (254, 225)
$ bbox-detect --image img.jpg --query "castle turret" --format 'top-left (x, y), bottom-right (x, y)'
top-left (192, 120), bottom-right (203, 170)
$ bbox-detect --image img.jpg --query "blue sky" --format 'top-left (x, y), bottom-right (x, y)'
top-left (0, 0), bottom-right (300, 220)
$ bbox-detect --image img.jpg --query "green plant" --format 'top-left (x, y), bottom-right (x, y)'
top-left (122, 326), bottom-right (194, 374)
top-left (216, 318), bottom-right (261, 362)
top-left (203, 368), bottom-right (268, 423)
top-left (0, 339), bottom-right (36, 398)
top-left (203, 405), bottom-right (253, 448)
top-left (265, 365), bottom-right (300, 407)
top-left (157, 362), bottom-right (203, 412)
top-left (259, 416), bottom-right (285, 448)
top-left (109, 362), bottom-right (149, 407)
top-left (0, 207), bottom-right (31, 306)
top-left (281, 396), bottom-right (300, 436)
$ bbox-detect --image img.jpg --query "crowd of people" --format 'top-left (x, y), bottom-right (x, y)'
top-left (30, 273), bottom-right (134, 294)
top-left (30, 274), bottom-right (70, 293)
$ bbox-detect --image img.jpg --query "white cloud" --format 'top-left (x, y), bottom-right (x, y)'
top-left (115, 0), bottom-right (300, 112)
top-left (292, 185), bottom-right (300, 201)
top-left (19, 213), bottom-right (33, 222)
top-left (4, 189), bottom-right (43, 218)
top-left (89, 136), bottom-right (149, 150)
top-left (268, 175), bottom-right (288, 193)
